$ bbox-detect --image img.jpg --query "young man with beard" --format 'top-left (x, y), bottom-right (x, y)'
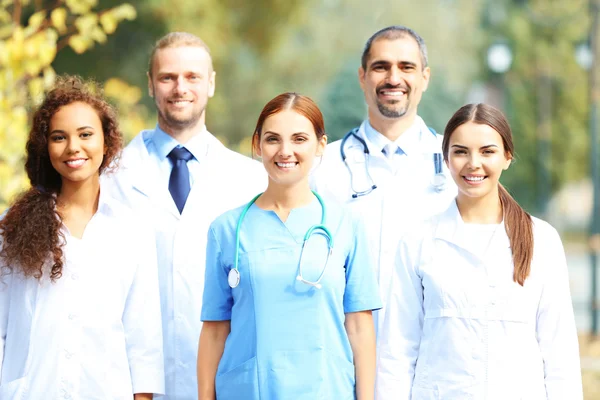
top-left (310, 24), bottom-right (457, 357)
top-left (104, 32), bottom-right (265, 400)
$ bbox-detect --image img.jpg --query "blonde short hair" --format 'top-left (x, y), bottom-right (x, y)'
top-left (148, 32), bottom-right (213, 76)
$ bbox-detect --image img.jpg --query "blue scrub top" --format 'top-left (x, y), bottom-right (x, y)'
top-left (202, 196), bottom-right (381, 399)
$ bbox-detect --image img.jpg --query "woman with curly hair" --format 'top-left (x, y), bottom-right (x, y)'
top-left (0, 76), bottom-right (164, 399)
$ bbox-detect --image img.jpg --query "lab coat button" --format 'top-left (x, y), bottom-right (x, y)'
top-left (71, 273), bottom-right (78, 280)
top-left (68, 314), bottom-right (76, 320)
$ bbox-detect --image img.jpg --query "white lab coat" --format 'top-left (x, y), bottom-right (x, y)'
top-left (310, 118), bottom-right (457, 334)
top-left (376, 200), bottom-right (583, 400)
top-left (0, 191), bottom-right (164, 400)
top-left (103, 129), bottom-right (266, 399)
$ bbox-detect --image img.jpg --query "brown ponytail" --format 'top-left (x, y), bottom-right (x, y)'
top-left (0, 75), bottom-right (123, 280)
top-left (498, 184), bottom-right (534, 286)
top-left (443, 103), bottom-right (534, 286)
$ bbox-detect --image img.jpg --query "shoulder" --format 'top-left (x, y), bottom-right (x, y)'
top-left (208, 202), bottom-right (249, 239)
top-left (206, 132), bottom-right (265, 175)
top-left (531, 216), bottom-right (563, 250)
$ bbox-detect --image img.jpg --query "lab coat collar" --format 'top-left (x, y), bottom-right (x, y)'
top-left (433, 199), bottom-right (511, 256)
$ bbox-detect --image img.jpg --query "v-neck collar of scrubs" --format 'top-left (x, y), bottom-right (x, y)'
top-left (250, 197), bottom-right (322, 244)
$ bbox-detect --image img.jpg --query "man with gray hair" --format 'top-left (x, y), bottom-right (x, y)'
top-left (105, 32), bottom-right (265, 399)
top-left (311, 25), bottom-right (457, 395)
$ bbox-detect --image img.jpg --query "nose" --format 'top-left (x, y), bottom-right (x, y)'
top-left (467, 153), bottom-right (482, 169)
top-left (66, 137), bottom-right (81, 155)
top-left (387, 66), bottom-right (403, 86)
top-left (278, 140), bottom-right (293, 158)
top-left (173, 76), bottom-right (189, 94)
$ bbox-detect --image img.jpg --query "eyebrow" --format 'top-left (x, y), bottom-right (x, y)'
top-left (370, 60), bottom-right (418, 69)
top-left (263, 131), bottom-right (311, 136)
top-left (49, 126), bottom-right (95, 135)
top-left (451, 144), bottom-right (499, 150)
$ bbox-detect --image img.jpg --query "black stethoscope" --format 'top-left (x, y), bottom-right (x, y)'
top-left (339, 127), bottom-right (447, 199)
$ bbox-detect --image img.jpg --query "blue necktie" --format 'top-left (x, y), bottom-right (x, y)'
top-left (167, 146), bottom-right (194, 214)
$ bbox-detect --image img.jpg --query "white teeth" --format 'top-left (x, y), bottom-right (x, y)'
top-left (381, 91), bottom-right (405, 96)
top-left (172, 100), bottom-right (190, 105)
top-left (66, 159), bottom-right (86, 167)
top-left (465, 176), bottom-right (484, 181)
top-left (276, 162), bottom-right (297, 168)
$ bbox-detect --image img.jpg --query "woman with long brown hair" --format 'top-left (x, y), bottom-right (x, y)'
top-left (376, 103), bottom-right (582, 399)
top-left (197, 92), bottom-right (381, 399)
top-left (0, 76), bottom-right (164, 399)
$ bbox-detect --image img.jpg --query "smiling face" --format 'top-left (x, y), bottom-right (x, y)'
top-left (446, 121), bottom-right (512, 203)
top-left (253, 109), bottom-right (326, 188)
top-left (359, 36), bottom-right (430, 123)
top-left (148, 46), bottom-right (216, 136)
top-left (48, 101), bottom-right (106, 190)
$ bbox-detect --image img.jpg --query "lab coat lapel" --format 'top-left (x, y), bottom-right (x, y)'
top-left (125, 134), bottom-right (181, 219)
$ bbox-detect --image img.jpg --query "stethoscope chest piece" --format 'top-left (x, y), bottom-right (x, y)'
top-left (431, 173), bottom-right (446, 191)
top-left (228, 268), bottom-right (241, 288)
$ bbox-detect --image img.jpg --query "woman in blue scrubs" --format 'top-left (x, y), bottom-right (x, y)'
top-left (197, 93), bottom-right (381, 400)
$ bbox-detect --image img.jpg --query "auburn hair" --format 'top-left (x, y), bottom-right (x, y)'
top-left (0, 75), bottom-right (123, 280)
top-left (443, 103), bottom-right (534, 286)
top-left (251, 92), bottom-right (326, 156)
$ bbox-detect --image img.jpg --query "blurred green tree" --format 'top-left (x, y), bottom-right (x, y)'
top-left (482, 0), bottom-right (590, 213)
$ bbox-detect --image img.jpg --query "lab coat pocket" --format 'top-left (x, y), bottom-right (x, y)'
top-left (215, 356), bottom-right (259, 399)
top-left (411, 386), bottom-right (439, 400)
top-left (0, 376), bottom-right (28, 400)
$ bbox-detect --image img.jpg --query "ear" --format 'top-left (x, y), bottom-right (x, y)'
top-left (503, 155), bottom-right (512, 170)
top-left (147, 72), bottom-right (154, 98)
top-left (421, 66), bottom-right (431, 93)
top-left (316, 134), bottom-right (328, 156)
top-left (252, 133), bottom-right (261, 157)
top-left (358, 66), bottom-right (366, 92)
top-left (208, 70), bottom-right (216, 98)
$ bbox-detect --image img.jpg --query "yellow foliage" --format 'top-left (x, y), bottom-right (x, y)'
top-left (26, 10), bottom-right (46, 32)
top-left (65, 0), bottom-right (98, 15)
top-left (68, 33), bottom-right (92, 54)
top-left (51, 8), bottom-right (68, 35)
top-left (99, 12), bottom-right (117, 34)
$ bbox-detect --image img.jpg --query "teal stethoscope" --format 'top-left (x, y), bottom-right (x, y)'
top-left (228, 191), bottom-right (334, 290)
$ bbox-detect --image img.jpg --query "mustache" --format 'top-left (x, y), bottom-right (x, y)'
top-left (376, 83), bottom-right (409, 93)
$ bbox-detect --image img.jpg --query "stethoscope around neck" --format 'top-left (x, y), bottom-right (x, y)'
top-left (339, 126), bottom-right (447, 199)
top-left (228, 191), bottom-right (334, 290)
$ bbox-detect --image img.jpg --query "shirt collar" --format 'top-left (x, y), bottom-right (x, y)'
top-left (150, 124), bottom-right (208, 161)
top-left (364, 116), bottom-right (427, 156)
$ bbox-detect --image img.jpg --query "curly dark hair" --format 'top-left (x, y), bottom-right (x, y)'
top-left (0, 75), bottom-right (123, 280)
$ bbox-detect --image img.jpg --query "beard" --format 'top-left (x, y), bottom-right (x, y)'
top-left (156, 101), bottom-right (206, 132)
top-left (375, 83), bottom-right (410, 118)
top-left (376, 99), bottom-right (409, 118)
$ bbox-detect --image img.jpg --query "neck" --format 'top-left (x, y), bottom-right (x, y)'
top-left (368, 111), bottom-right (417, 142)
top-left (158, 117), bottom-right (206, 144)
top-left (256, 179), bottom-right (314, 219)
top-left (57, 175), bottom-right (101, 214)
top-left (456, 189), bottom-right (503, 224)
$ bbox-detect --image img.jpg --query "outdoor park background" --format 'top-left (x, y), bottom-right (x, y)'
top-left (1, 0), bottom-right (600, 397)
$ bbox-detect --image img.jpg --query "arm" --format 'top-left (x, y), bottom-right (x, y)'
top-left (536, 226), bottom-right (583, 400)
top-left (197, 321), bottom-right (231, 400)
top-left (375, 237), bottom-right (425, 400)
top-left (198, 226), bottom-right (234, 399)
top-left (345, 311), bottom-right (376, 400)
top-left (133, 394), bottom-right (152, 400)
top-left (122, 221), bottom-right (165, 397)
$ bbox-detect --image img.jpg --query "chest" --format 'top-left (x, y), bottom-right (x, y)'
top-left (419, 240), bottom-right (542, 322)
